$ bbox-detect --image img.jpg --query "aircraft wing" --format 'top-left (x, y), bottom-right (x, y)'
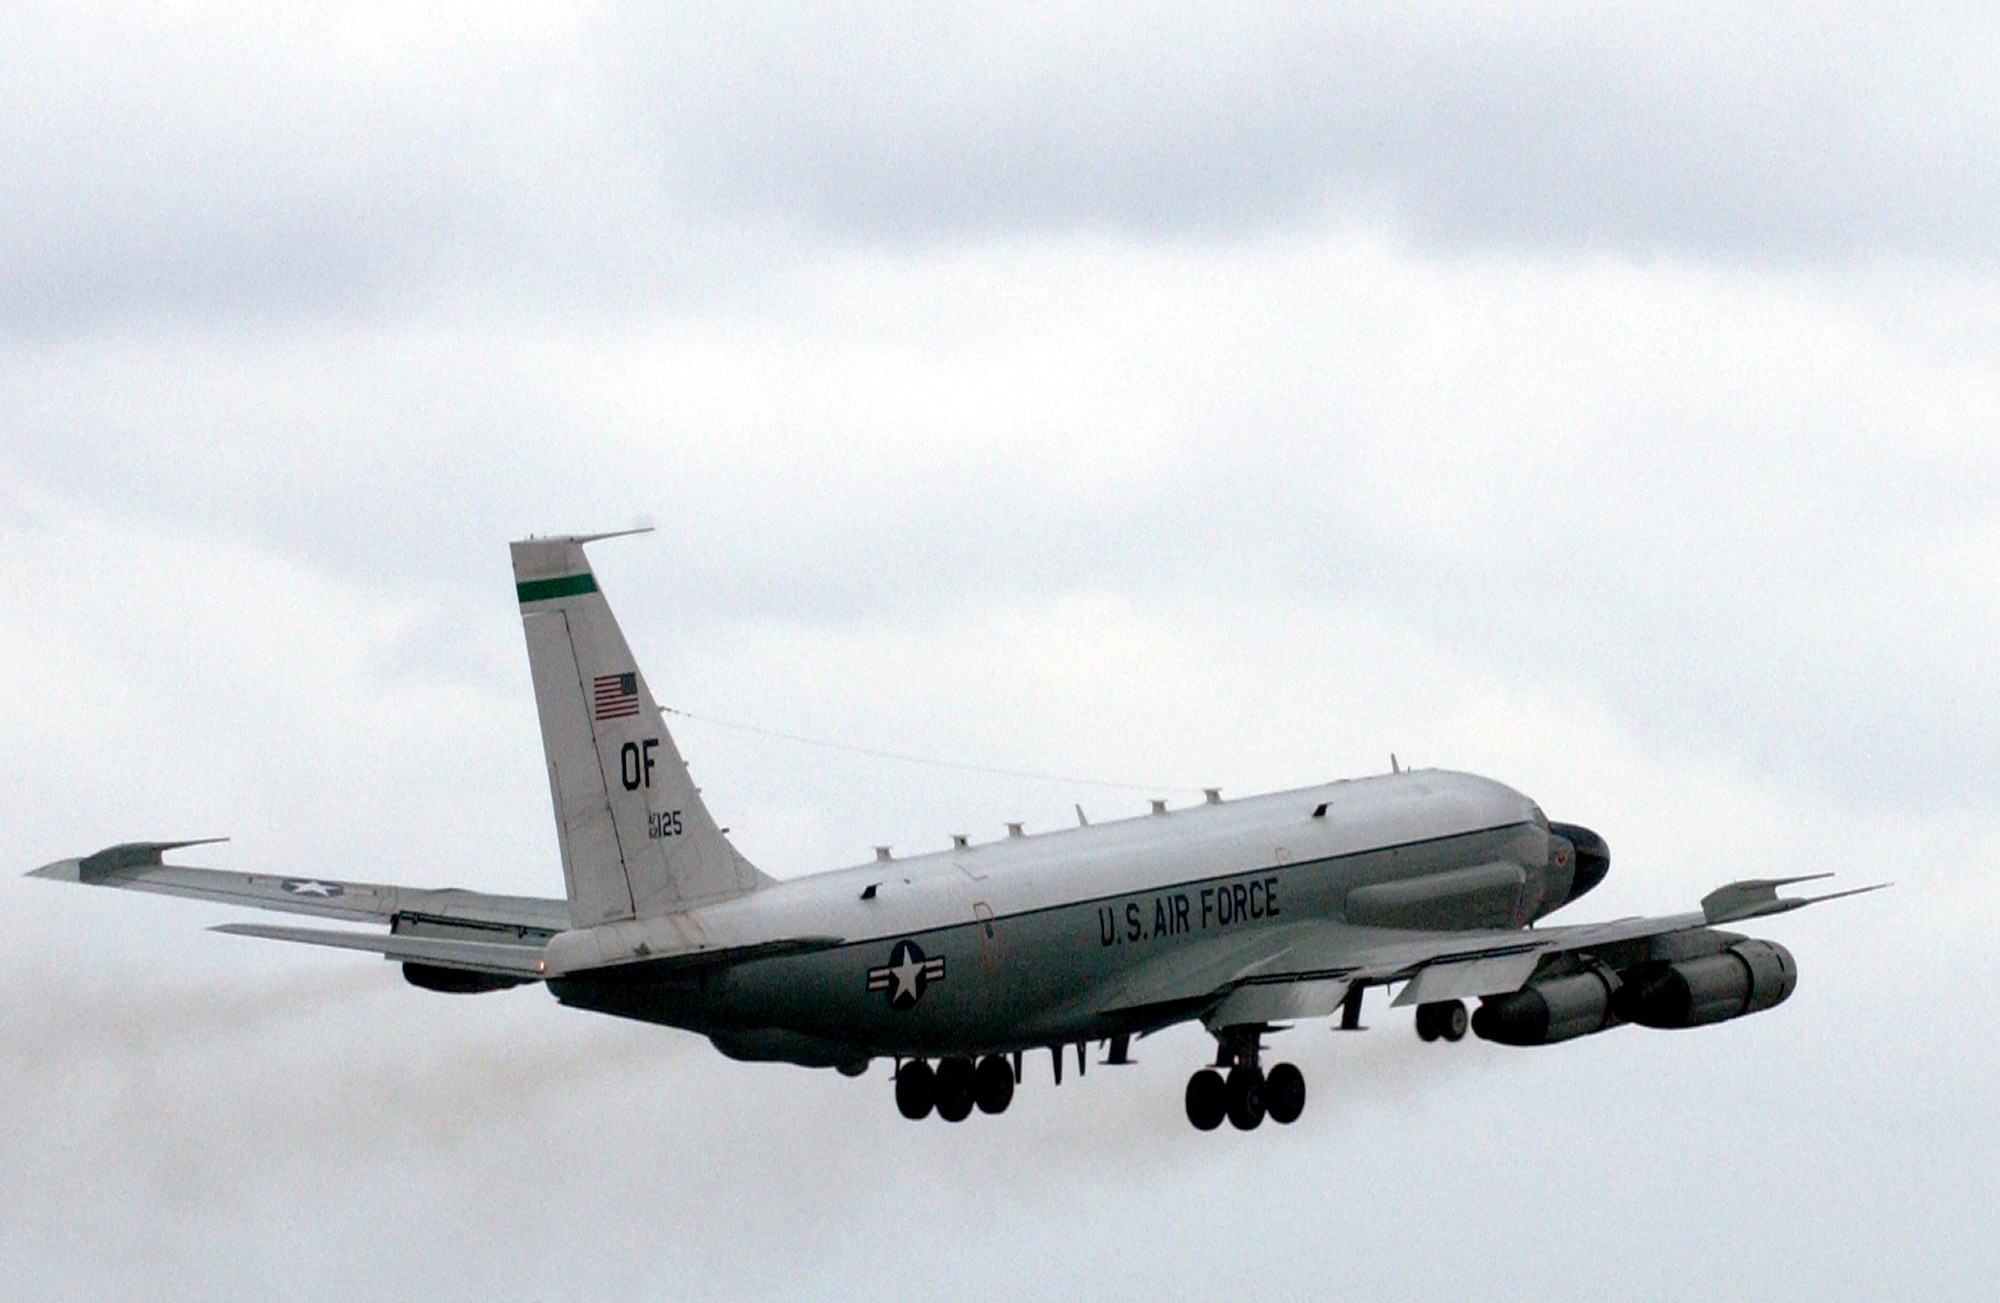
top-left (28, 839), bottom-right (571, 942)
top-left (1104, 874), bottom-right (1885, 1030)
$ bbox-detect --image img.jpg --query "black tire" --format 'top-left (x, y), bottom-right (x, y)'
top-left (974, 1054), bottom-right (1015, 1114)
top-left (1185, 1069), bottom-right (1227, 1131)
top-left (1415, 1003), bottom-right (1440, 1042)
top-left (1264, 1062), bottom-right (1306, 1125)
top-left (895, 1060), bottom-right (935, 1120)
top-left (934, 1056), bottom-right (977, 1122)
top-left (1225, 1065), bottom-right (1266, 1131)
top-left (1440, 999), bottom-right (1468, 1042)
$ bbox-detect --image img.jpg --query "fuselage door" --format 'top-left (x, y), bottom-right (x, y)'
top-left (973, 901), bottom-right (1001, 969)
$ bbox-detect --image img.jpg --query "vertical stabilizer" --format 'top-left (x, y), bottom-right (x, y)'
top-left (512, 535), bottom-right (769, 924)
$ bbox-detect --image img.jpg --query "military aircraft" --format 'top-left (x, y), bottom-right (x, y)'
top-left (30, 533), bottom-right (1882, 1131)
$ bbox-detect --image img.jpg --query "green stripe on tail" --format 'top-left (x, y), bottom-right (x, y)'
top-left (516, 573), bottom-right (598, 604)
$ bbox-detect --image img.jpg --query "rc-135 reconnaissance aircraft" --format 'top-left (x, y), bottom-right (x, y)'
top-left (32, 533), bottom-right (1881, 1131)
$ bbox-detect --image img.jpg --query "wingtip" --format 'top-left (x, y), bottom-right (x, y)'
top-left (59, 837), bottom-right (230, 882)
top-left (1702, 872), bottom-right (1884, 924)
top-left (1749, 872), bottom-right (1837, 889)
top-left (1804, 881), bottom-right (1892, 905)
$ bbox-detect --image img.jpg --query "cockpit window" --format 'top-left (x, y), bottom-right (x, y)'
top-left (1530, 804), bottom-right (1548, 830)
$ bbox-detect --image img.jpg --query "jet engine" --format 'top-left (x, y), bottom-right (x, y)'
top-left (1614, 939), bottom-right (1797, 1029)
top-left (1470, 968), bottom-right (1620, 1046)
top-left (1471, 937), bottom-right (1798, 1046)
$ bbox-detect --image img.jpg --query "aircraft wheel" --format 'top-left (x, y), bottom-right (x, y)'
top-left (974, 1054), bottom-right (1015, 1114)
top-left (1439, 999), bottom-right (1468, 1042)
top-left (1185, 1069), bottom-right (1227, 1131)
top-left (934, 1056), bottom-right (977, 1122)
top-left (1415, 1003), bottom-right (1440, 1041)
top-left (1264, 1062), bottom-right (1306, 1125)
top-left (895, 1059), bottom-right (935, 1120)
top-left (1225, 1065), bottom-right (1266, 1131)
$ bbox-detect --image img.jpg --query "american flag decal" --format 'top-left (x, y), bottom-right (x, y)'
top-left (593, 672), bottom-right (641, 720)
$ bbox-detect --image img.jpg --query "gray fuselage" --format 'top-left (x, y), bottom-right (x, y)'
top-left (549, 770), bottom-right (1567, 1067)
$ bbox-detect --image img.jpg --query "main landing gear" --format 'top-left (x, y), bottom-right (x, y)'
top-left (1414, 999), bottom-right (1468, 1043)
top-left (895, 1054), bottom-right (1016, 1122)
top-left (1184, 1027), bottom-right (1306, 1132)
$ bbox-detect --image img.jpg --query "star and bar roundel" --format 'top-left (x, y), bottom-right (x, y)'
top-left (866, 939), bottom-right (946, 1011)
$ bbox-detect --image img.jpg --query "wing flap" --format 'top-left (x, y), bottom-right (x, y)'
top-left (1390, 950), bottom-right (1546, 1006)
top-left (1203, 977), bottom-right (1353, 1027)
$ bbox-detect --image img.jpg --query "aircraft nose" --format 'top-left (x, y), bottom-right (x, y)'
top-left (1550, 822), bottom-right (1610, 902)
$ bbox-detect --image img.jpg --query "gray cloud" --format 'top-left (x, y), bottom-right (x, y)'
top-left (623, 2), bottom-right (2000, 258)
top-left (0, 4), bottom-right (769, 336)
top-left (5, 4), bottom-right (1998, 335)
top-left (7, 235), bottom-right (1994, 815)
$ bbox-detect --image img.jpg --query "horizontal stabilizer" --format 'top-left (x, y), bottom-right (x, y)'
top-left (30, 839), bottom-right (231, 883)
top-left (1702, 875), bottom-right (1890, 925)
top-left (213, 923), bottom-right (549, 977)
top-left (30, 840), bottom-right (572, 931)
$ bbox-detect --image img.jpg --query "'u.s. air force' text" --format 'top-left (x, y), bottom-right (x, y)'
top-left (1097, 875), bottom-right (1280, 947)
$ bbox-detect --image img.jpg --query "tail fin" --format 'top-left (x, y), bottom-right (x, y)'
top-left (512, 533), bottom-right (769, 925)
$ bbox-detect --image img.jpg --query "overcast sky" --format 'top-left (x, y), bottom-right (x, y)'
top-left (3, 5), bottom-right (1997, 1300)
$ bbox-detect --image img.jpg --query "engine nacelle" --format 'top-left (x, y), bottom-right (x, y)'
top-left (1615, 939), bottom-right (1797, 1029)
top-left (1471, 968), bottom-right (1620, 1046)
top-left (1473, 937), bottom-right (1798, 1045)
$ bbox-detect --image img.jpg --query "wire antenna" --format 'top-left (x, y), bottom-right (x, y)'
top-left (660, 705), bottom-right (1200, 795)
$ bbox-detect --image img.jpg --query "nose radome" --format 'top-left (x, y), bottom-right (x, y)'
top-left (1549, 822), bottom-right (1610, 902)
